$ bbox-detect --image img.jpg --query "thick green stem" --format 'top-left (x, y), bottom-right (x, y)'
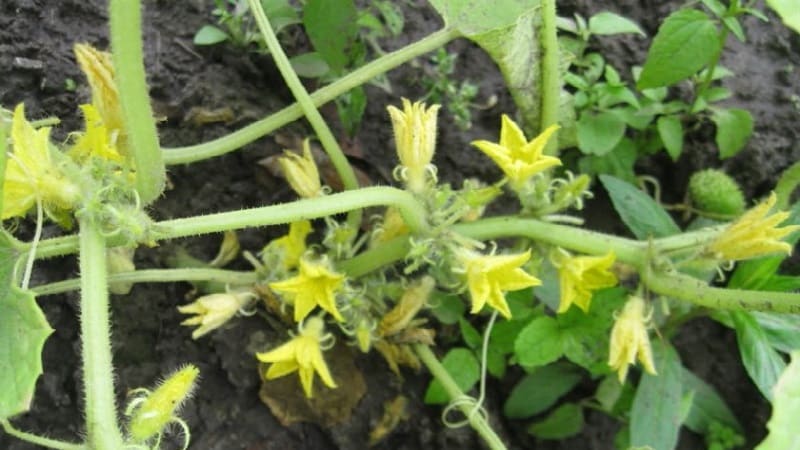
top-left (32, 268), bottom-right (257, 296)
top-left (643, 267), bottom-right (800, 313)
top-left (774, 160), bottom-right (800, 210)
top-left (0, 420), bottom-right (85, 450)
top-left (413, 344), bottom-right (507, 450)
top-left (540, 0), bottom-right (560, 156)
top-left (108, 0), bottom-right (165, 204)
top-left (247, 0), bottom-right (362, 232)
top-left (78, 218), bottom-right (125, 449)
top-left (161, 28), bottom-right (459, 165)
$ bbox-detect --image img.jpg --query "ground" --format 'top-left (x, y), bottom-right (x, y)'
top-left (1, 0), bottom-right (798, 449)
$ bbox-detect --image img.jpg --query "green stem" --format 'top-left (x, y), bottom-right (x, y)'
top-left (540, 0), bottom-right (560, 156)
top-left (693, 26), bottom-right (729, 109)
top-left (78, 218), bottom-right (125, 449)
top-left (32, 268), bottom-right (258, 296)
top-left (774, 160), bottom-right (800, 210)
top-left (0, 420), bottom-right (85, 450)
top-left (413, 344), bottom-right (507, 450)
top-left (161, 28), bottom-right (459, 165)
top-left (337, 236), bottom-right (411, 277)
top-left (108, 0), bottom-right (165, 205)
top-left (643, 267), bottom-right (800, 313)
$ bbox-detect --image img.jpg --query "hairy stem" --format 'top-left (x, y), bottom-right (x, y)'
top-left (413, 344), bottom-right (507, 450)
top-left (540, 0), bottom-right (560, 155)
top-left (0, 420), bottom-right (85, 450)
top-left (78, 217), bottom-right (125, 449)
top-left (108, 0), bottom-right (164, 204)
top-left (161, 28), bottom-right (459, 165)
top-left (247, 0), bottom-right (362, 232)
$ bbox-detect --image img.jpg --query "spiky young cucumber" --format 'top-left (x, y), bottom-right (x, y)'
top-left (688, 169), bottom-right (745, 216)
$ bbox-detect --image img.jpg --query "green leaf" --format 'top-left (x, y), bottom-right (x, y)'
top-left (503, 363), bottom-right (583, 418)
top-left (0, 231), bottom-right (54, 419)
top-left (578, 138), bottom-right (637, 184)
top-left (303, 0), bottom-right (358, 73)
top-left (193, 25), bottom-right (229, 46)
top-left (754, 312), bottom-right (800, 353)
top-left (489, 319), bottom-right (529, 355)
top-left (527, 403), bottom-right (584, 439)
top-left (600, 175), bottom-right (681, 239)
top-left (430, 291), bottom-right (465, 325)
top-left (588, 12), bottom-right (645, 36)
top-left (375, 0), bottom-right (404, 36)
top-left (577, 111), bottom-right (626, 155)
top-left (712, 108), bottom-right (753, 159)
top-left (514, 316), bottom-right (563, 368)
top-left (458, 317), bottom-right (482, 350)
top-left (424, 348), bottom-right (480, 405)
top-left (730, 310), bottom-right (786, 400)
top-left (756, 350), bottom-right (800, 450)
top-left (656, 115), bottom-right (684, 160)
top-left (262, 0), bottom-right (300, 33)
top-left (335, 85), bottom-right (367, 136)
top-left (682, 369), bottom-right (742, 435)
top-left (427, 0), bottom-right (540, 36)
top-left (630, 341), bottom-right (683, 450)
top-left (289, 52), bottom-right (330, 78)
top-left (638, 9), bottom-right (720, 89)
top-left (767, 0), bottom-right (800, 33)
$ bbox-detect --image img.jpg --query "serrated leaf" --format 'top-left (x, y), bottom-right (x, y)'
top-left (503, 363), bottom-right (582, 418)
top-left (424, 348), bottom-right (480, 405)
top-left (712, 108), bottom-right (753, 159)
top-left (577, 111), bottom-right (626, 155)
top-left (193, 25), bottom-right (229, 46)
top-left (527, 403), bottom-right (584, 439)
top-left (0, 231), bottom-right (54, 419)
top-left (730, 310), bottom-right (786, 400)
top-left (755, 350), bottom-right (800, 450)
top-left (682, 369), bottom-right (742, 435)
top-left (767, 0), bottom-right (800, 33)
top-left (600, 175), bottom-right (681, 239)
top-left (657, 115), bottom-right (683, 160)
top-left (638, 9), bottom-right (720, 89)
top-left (588, 12), bottom-right (645, 36)
top-left (303, 0), bottom-right (358, 73)
top-left (514, 316), bottom-right (563, 368)
top-left (630, 341), bottom-right (683, 450)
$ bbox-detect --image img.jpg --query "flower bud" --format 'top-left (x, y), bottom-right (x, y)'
top-left (279, 139), bottom-right (322, 198)
top-left (178, 291), bottom-right (256, 339)
top-left (387, 99), bottom-right (440, 193)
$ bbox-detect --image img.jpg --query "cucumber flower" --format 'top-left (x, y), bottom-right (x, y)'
top-left (279, 139), bottom-right (322, 198)
top-left (471, 115), bottom-right (561, 191)
top-left (458, 249), bottom-right (541, 319)
top-left (68, 104), bottom-right (124, 163)
top-left (552, 250), bottom-right (617, 313)
top-left (608, 296), bottom-right (657, 383)
top-left (177, 290), bottom-right (258, 339)
top-left (708, 193), bottom-right (799, 261)
top-left (74, 44), bottom-right (125, 150)
top-left (387, 98), bottom-right (441, 193)
top-left (257, 316), bottom-right (337, 398)
top-left (263, 220), bottom-right (312, 270)
top-left (2, 104), bottom-right (79, 220)
top-left (270, 257), bottom-right (345, 322)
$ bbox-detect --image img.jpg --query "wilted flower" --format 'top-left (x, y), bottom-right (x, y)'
top-left (256, 316), bottom-right (337, 398)
top-left (269, 257), bottom-right (345, 322)
top-left (608, 296), bottom-right (657, 383)
top-left (553, 250), bottom-right (617, 313)
top-left (178, 291), bottom-right (257, 339)
top-left (74, 44), bottom-right (125, 151)
top-left (708, 193), bottom-right (799, 261)
top-left (472, 115), bottom-right (561, 190)
top-left (2, 104), bottom-right (79, 219)
top-left (279, 139), bottom-right (322, 198)
top-left (387, 98), bottom-right (440, 193)
top-left (458, 249), bottom-right (541, 319)
top-left (69, 104), bottom-right (123, 163)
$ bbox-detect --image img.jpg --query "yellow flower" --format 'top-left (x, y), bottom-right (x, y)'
top-left (256, 316), bottom-right (337, 398)
top-left (608, 296), bottom-right (657, 383)
top-left (459, 249), bottom-right (541, 319)
top-left (370, 207), bottom-right (409, 247)
top-left (73, 44), bottom-right (125, 150)
top-left (708, 193), bottom-right (799, 261)
top-left (279, 139), bottom-right (322, 198)
top-left (387, 98), bottom-right (441, 193)
top-left (554, 250), bottom-right (617, 313)
top-left (68, 104), bottom-right (124, 163)
top-left (265, 220), bottom-right (312, 270)
top-left (270, 257), bottom-right (345, 322)
top-left (2, 104), bottom-right (79, 219)
top-left (178, 291), bottom-right (257, 339)
top-left (471, 115), bottom-right (561, 190)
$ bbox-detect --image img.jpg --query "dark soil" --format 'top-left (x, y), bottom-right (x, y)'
top-left (1, 0), bottom-right (798, 449)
